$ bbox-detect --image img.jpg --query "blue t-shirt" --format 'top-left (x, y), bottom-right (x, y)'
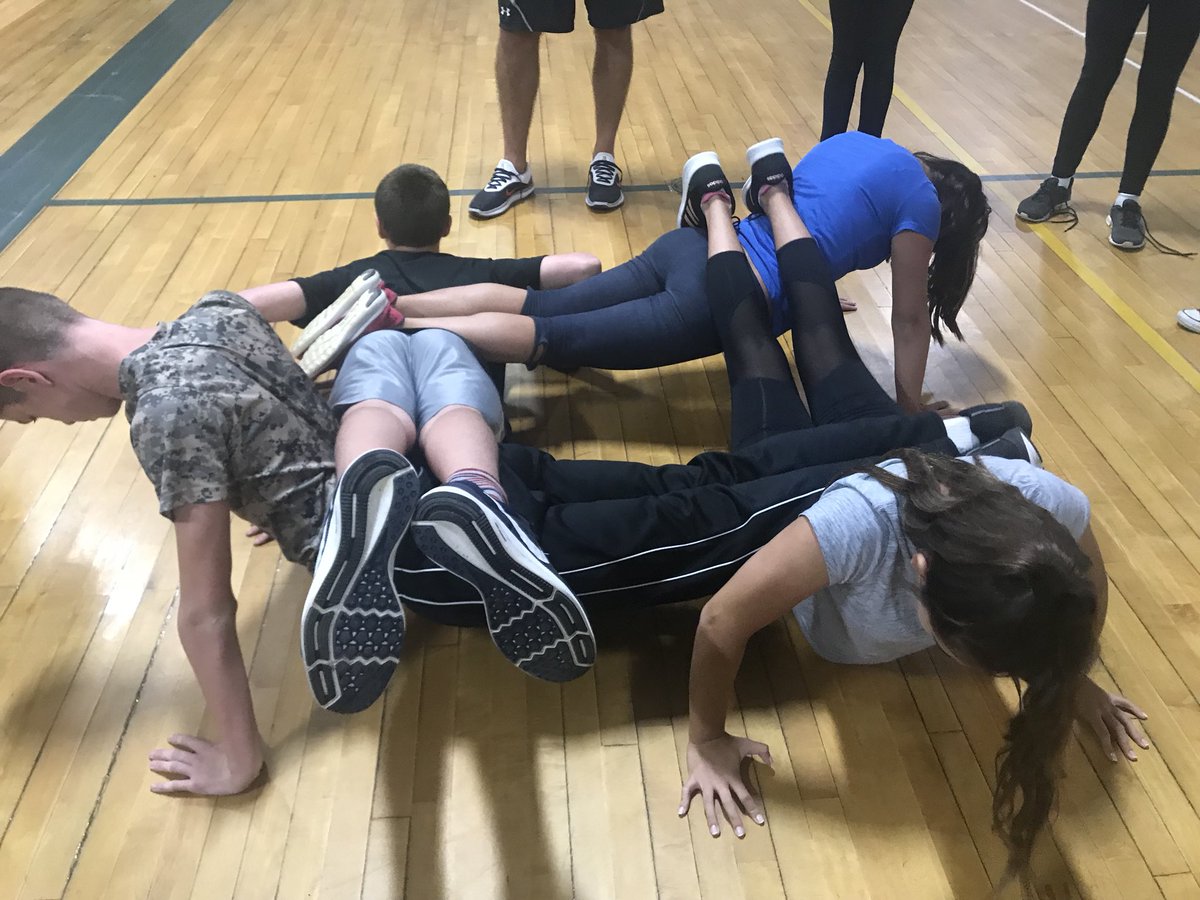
top-left (737, 132), bottom-right (942, 333)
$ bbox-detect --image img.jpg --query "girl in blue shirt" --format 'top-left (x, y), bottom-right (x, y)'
top-left (392, 134), bottom-right (990, 413)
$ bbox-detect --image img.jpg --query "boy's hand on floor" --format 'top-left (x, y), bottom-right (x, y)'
top-left (245, 525), bottom-right (275, 547)
top-left (148, 733), bottom-right (265, 796)
top-left (839, 297), bottom-right (858, 312)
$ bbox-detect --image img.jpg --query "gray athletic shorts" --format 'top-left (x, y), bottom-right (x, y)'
top-left (329, 329), bottom-right (505, 439)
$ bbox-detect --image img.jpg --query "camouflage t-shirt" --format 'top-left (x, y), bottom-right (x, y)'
top-left (118, 291), bottom-right (337, 566)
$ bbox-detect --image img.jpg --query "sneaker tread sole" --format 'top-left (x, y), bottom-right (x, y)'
top-left (412, 492), bottom-right (595, 682)
top-left (302, 452), bottom-right (418, 713)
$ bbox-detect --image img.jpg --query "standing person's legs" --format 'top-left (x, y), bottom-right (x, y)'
top-left (1117, 0), bottom-right (1200, 195)
top-left (497, 29), bottom-right (542, 174)
top-left (821, 0), bottom-right (867, 140)
top-left (856, 0), bottom-right (915, 137)
top-left (591, 27), bottom-right (634, 159)
top-left (472, 1), bottom-right (576, 218)
top-left (1050, 0), bottom-right (1146, 180)
top-left (582, 0), bottom-right (663, 208)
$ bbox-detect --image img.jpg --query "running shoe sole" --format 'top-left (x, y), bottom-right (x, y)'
top-left (411, 486), bottom-right (596, 682)
top-left (291, 268), bottom-right (382, 357)
top-left (677, 151), bottom-right (723, 229)
top-left (298, 288), bottom-right (389, 378)
top-left (468, 184), bottom-right (535, 219)
top-left (301, 450), bottom-right (419, 713)
top-left (1016, 204), bottom-right (1071, 224)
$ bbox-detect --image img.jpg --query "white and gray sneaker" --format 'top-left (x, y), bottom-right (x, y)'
top-left (411, 482), bottom-right (596, 682)
top-left (469, 159), bottom-right (535, 219)
top-left (1178, 308), bottom-right (1200, 333)
top-left (291, 268), bottom-right (382, 357)
top-left (301, 449), bottom-right (419, 713)
top-left (297, 286), bottom-right (391, 378)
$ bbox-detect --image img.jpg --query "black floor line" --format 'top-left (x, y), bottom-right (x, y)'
top-left (33, 167), bottom-right (1200, 211)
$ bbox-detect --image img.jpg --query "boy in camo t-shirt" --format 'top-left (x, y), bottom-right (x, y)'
top-left (0, 285), bottom-right (592, 796)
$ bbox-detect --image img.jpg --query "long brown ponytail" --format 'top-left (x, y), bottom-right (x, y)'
top-left (866, 450), bottom-right (1097, 882)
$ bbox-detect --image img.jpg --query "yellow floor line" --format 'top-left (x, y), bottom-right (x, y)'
top-left (792, 0), bottom-right (1200, 395)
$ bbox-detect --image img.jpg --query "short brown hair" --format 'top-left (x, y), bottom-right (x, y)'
top-left (374, 164), bottom-right (451, 247)
top-left (0, 287), bottom-right (81, 409)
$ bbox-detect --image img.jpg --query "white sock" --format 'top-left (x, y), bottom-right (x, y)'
top-left (1055, 175), bottom-right (1073, 189)
top-left (498, 158), bottom-right (532, 181)
top-left (1114, 191), bottom-right (1140, 207)
top-left (943, 416), bottom-right (979, 454)
top-left (592, 151), bottom-right (616, 164)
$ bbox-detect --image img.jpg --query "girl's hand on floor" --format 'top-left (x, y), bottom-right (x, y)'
top-left (839, 297), bottom-right (858, 312)
top-left (679, 734), bottom-right (772, 838)
top-left (1076, 676), bottom-right (1150, 762)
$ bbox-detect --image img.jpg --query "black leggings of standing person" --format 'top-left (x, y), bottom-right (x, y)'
top-left (1052, 0), bottom-right (1200, 195)
top-left (821, 0), bottom-right (917, 141)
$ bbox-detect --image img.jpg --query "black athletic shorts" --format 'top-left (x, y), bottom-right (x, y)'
top-left (499, 0), bottom-right (665, 33)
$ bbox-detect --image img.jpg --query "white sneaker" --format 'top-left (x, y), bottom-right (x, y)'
top-left (299, 287), bottom-right (389, 378)
top-left (291, 268), bottom-right (382, 357)
top-left (1178, 308), bottom-right (1200, 333)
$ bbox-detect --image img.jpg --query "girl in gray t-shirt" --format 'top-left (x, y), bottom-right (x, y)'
top-left (681, 448), bottom-right (1148, 887)
top-left (677, 163), bottom-right (1148, 890)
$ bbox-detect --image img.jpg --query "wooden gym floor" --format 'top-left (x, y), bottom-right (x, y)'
top-left (1, 0), bottom-right (1199, 897)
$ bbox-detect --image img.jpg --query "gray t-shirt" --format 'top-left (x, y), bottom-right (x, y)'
top-left (794, 456), bottom-right (1091, 664)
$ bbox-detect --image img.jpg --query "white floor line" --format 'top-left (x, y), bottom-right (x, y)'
top-left (1016, 0), bottom-right (1200, 106)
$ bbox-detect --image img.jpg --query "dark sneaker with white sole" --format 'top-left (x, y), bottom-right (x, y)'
top-left (677, 151), bottom-right (735, 230)
top-left (1016, 178), bottom-right (1073, 223)
top-left (411, 482), bottom-right (596, 682)
top-left (975, 427), bottom-right (1042, 467)
top-left (586, 154), bottom-right (625, 210)
top-left (742, 137), bottom-right (793, 216)
top-left (959, 400), bottom-right (1033, 443)
top-left (1107, 199), bottom-right (1146, 251)
top-left (302, 449), bottom-right (419, 713)
top-left (469, 160), bottom-right (535, 219)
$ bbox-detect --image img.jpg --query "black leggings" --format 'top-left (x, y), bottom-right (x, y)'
top-left (706, 238), bottom-right (901, 450)
top-left (1052, 0), bottom-right (1200, 195)
top-left (821, 0), bottom-right (916, 140)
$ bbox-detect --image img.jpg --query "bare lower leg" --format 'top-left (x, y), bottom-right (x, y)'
top-left (335, 400), bottom-right (417, 473)
top-left (592, 28), bottom-right (633, 156)
top-left (498, 30), bottom-right (541, 169)
top-left (539, 252), bottom-right (602, 288)
top-left (703, 196), bottom-right (741, 257)
top-left (404, 313), bottom-right (536, 363)
top-left (395, 283), bottom-right (527, 318)
top-left (762, 185), bottom-right (812, 247)
top-left (419, 405), bottom-right (501, 484)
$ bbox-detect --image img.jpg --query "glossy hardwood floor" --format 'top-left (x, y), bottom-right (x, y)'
top-left (1, 0), bottom-right (1199, 897)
